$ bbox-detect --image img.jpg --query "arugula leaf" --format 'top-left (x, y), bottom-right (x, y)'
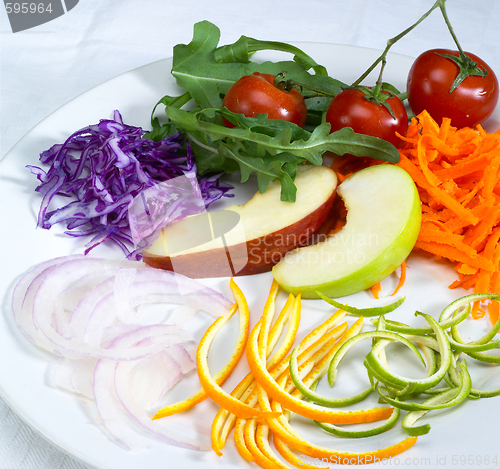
top-left (167, 106), bottom-right (399, 162)
top-left (218, 142), bottom-right (298, 201)
top-left (164, 106), bottom-right (400, 201)
top-left (171, 21), bottom-right (345, 110)
top-left (147, 21), bottom-right (402, 203)
top-left (214, 35), bottom-right (328, 76)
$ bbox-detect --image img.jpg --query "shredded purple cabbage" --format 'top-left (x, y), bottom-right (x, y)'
top-left (28, 111), bottom-right (233, 260)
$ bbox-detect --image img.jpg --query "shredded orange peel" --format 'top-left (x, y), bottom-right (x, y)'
top-left (250, 287), bottom-right (416, 467)
top-left (196, 279), bottom-right (279, 421)
top-left (247, 317), bottom-right (392, 424)
top-left (203, 279), bottom-right (419, 467)
top-left (210, 288), bottom-right (300, 456)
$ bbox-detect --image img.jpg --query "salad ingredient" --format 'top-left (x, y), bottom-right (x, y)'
top-left (142, 164), bottom-right (338, 277)
top-left (366, 312), bottom-right (452, 394)
top-left (211, 288), bottom-right (300, 456)
top-left (407, 49), bottom-right (499, 128)
top-left (289, 345), bottom-right (374, 408)
top-left (163, 106), bottom-right (399, 202)
top-left (28, 111), bottom-right (232, 259)
top-left (317, 293), bottom-right (405, 317)
top-left (250, 289), bottom-right (416, 464)
top-left (212, 281), bottom-right (415, 465)
top-left (369, 262), bottom-right (407, 299)
top-left (272, 433), bottom-right (416, 467)
top-left (169, 20), bottom-right (336, 112)
top-left (246, 303), bottom-right (392, 424)
top-left (390, 261), bottom-right (407, 296)
top-left (272, 164), bottom-right (421, 299)
top-left (371, 282), bottom-right (382, 299)
top-left (401, 388), bottom-right (462, 436)
top-left (12, 255), bottom-right (231, 450)
top-left (397, 110), bottom-right (500, 320)
top-left (12, 255), bottom-right (234, 450)
top-left (152, 281), bottom-right (249, 420)
top-left (15, 257), bottom-right (227, 360)
top-left (222, 72), bottom-right (307, 128)
top-left (196, 280), bottom-right (278, 420)
top-left (314, 404), bottom-right (401, 439)
top-left (325, 87), bottom-right (408, 148)
top-left (367, 293), bottom-right (500, 435)
top-left (149, 21), bottom-right (400, 203)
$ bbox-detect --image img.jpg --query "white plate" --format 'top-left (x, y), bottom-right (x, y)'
top-left (1, 43), bottom-right (500, 469)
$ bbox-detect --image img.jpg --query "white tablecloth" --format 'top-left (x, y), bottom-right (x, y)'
top-left (1, 1), bottom-right (499, 467)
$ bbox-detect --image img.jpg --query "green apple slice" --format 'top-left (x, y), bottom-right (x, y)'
top-left (272, 164), bottom-right (421, 299)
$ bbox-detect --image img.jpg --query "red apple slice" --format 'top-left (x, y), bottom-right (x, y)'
top-left (142, 164), bottom-right (338, 277)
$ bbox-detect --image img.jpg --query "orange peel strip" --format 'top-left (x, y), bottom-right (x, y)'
top-left (260, 309), bottom-right (349, 395)
top-left (211, 292), bottom-right (300, 454)
top-left (197, 280), bottom-right (278, 420)
top-left (244, 418), bottom-right (281, 469)
top-left (234, 418), bottom-right (255, 462)
top-left (153, 279), bottom-right (250, 420)
top-left (214, 305), bottom-right (335, 456)
top-left (273, 431), bottom-right (417, 465)
top-left (280, 324), bottom-right (349, 397)
top-left (274, 437), bottom-right (333, 469)
top-left (290, 317), bottom-right (365, 396)
top-left (256, 421), bottom-right (292, 469)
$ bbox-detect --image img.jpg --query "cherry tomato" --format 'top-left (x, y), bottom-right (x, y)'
top-left (407, 49), bottom-right (499, 128)
top-left (325, 88), bottom-right (408, 148)
top-left (222, 72), bottom-right (307, 128)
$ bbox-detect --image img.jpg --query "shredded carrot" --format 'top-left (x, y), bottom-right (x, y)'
top-left (390, 262), bottom-right (407, 297)
top-left (371, 283), bottom-right (381, 299)
top-left (395, 111), bottom-right (500, 319)
top-left (369, 262), bottom-right (407, 300)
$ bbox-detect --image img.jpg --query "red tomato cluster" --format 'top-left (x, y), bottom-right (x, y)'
top-left (223, 50), bottom-right (499, 148)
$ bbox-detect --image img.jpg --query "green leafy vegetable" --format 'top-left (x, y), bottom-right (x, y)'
top-left (164, 107), bottom-right (400, 201)
top-left (146, 20), bottom-right (401, 201)
top-left (171, 21), bottom-right (343, 110)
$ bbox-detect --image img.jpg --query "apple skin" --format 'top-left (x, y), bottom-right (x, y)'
top-left (272, 164), bottom-right (422, 299)
top-left (142, 164), bottom-right (338, 278)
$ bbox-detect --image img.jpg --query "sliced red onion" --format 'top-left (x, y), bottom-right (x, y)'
top-left (12, 255), bottom-right (232, 451)
top-left (167, 343), bottom-right (196, 374)
top-left (54, 356), bottom-right (97, 399)
top-left (93, 327), bottom-right (208, 451)
top-left (108, 330), bottom-right (209, 450)
top-left (93, 354), bottom-right (149, 451)
top-left (128, 350), bottom-right (183, 409)
top-left (12, 254), bottom-right (84, 348)
top-left (54, 357), bottom-right (79, 394)
top-left (25, 257), bottom-right (230, 359)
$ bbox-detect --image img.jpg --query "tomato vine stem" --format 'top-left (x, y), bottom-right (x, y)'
top-left (352, 0), bottom-right (444, 87)
top-left (352, 0), bottom-right (488, 95)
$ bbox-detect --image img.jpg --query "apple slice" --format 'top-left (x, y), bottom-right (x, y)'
top-left (142, 164), bottom-right (338, 277)
top-left (272, 164), bottom-right (421, 299)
